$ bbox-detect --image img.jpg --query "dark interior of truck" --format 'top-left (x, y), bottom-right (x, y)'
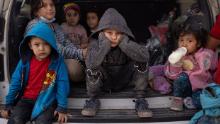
top-left (6, 0), bottom-right (212, 122)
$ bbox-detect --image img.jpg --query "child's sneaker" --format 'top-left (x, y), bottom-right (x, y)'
top-left (183, 97), bottom-right (196, 109)
top-left (81, 98), bottom-right (100, 117)
top-left (170, 96), bottom-right (183, 111)
top-left (135, 98), bottom-right (153, 118)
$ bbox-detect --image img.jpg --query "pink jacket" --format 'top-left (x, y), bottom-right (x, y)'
top-left (165, 48), bottom-right (218, 91)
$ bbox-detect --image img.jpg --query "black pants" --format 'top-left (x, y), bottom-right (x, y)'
top-left (7, 99), bottom-right (55, 124)
top-left (86, 63), bottom-right (148, 98)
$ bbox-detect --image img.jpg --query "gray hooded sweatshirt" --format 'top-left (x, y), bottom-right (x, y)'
top-left (86, 8), bottom-right (149, 90)
top-left (86, 8), bottom-right (149, 68)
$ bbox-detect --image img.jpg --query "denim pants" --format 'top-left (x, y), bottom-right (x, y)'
top-left (7, 98), bottom-right (55, 124)
top-left (173, 72), bottom-right (202, 108)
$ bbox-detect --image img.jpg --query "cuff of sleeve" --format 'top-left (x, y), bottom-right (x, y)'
top-left (78, 49), bottom-right (84, 61)
top-left (55, 106), bottom-right (67, 114)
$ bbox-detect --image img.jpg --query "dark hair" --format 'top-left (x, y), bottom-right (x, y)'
top-left (177, 18), bottom-right (208, 48)
top-left (86, 6), bottom-right (100, 19)
top-left (30, 0), bottom-right (56, 19)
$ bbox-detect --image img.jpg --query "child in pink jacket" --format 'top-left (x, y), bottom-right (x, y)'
top-left (166, 23), bottom-right (218, 111)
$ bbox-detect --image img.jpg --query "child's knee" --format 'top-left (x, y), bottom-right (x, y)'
top-left (173, 72), bottom-right (190, 87)
top-left (177, 72), bottom-right (189, 81)
top-left (149, 65), bottom-right (165, 76)
top-left (150, 76), bottom-right (172, 94)
top-left (65, 59), bottom-right (85, 82)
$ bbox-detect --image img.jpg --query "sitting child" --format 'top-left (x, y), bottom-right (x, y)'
top-left (1, 22), bottom-right (69, 124)
top-left (166, 23), bottom-right (218, 111)
top-left (61, 2), bottom-right (88, 82)
top-left (86, 7), bottom-right (100, 36)
top-left (81, 8), bottom-right (152, 118)
top-left (26, 0), bottom-right (87, 83)
top-left (61, 2), bottom-right (88, 49)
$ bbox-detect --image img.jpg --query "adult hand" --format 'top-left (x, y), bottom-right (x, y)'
top-left (54, 111), bottom-right (68, 124)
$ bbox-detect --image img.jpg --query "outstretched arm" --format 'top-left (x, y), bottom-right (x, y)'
top-left (54, 24), bottom-right (85, 60)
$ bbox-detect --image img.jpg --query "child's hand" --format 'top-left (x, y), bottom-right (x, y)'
top-left (182, 59), bottom-right (194, 71)
top-left (80, 43), bottom-right (88, 49)
top-left (82, 48), bottom-right (87, 60)
top-left (54, 111), bottom-right (68, 124)
top-left (98, 32), bottom-right (107, 41)
top-left (120, 34), bottom-right (129, 42)
top-left (1, 109), bottom-right (10, 119)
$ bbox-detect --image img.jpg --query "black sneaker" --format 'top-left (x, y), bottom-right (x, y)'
top-left (135, 98), bottom-right (153, 118)
top-left (81, 98), bottom-right (100, 117)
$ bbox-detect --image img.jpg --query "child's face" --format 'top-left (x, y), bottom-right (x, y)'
top-left (29, 37), bottom-right (51, 61)
top-left (206, 35), bottom-right (220, 50)
top-left (178, 33), bottom-right (199, 54)
top-left (65, 9), bottom-right (80, 26)
top-left (104, 29), bottom-right (122, 47)
top-left (36, 0), bottom-right (56, 20)
top-left (86, 12), bottom-right (99, 29)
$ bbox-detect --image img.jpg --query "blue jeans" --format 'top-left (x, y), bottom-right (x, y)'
top-left (7, 98), bottom-right (55, 124)
top-left (173, 72), bottom-right (202, 108)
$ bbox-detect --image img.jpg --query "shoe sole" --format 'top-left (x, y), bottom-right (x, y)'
top-left (170, 107), bottom-right (183, 111)
top-left (81, 109), bottom-right (96, 117)
top-left (137, 112), bottom-right (153, 118)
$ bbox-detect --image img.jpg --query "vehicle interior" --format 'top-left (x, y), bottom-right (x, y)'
top-left (3, 0), bottom-right (215, 123)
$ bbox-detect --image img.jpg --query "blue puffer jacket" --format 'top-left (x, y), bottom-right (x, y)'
top-left (5, 21), bottom-right (70, 120)
top-left (190, 83), bottom-right (220, 124)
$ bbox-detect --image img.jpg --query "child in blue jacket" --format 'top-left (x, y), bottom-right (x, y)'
top-left (1, 21), bottom-right (69, 124)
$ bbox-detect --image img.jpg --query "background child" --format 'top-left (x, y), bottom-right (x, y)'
top-left (86, 7), bottom-right (100, 36)
top-left (166, 22), bottom-right (218, 111)
top-left (61, 2), bottom-right (88, 49)
top-left (1, 22), bottom-right (69, 124)
top-left (27, 0), bottom-right (86, 60)
top-left (28, 0), bottom-right (87, 83)
top-left (81, 8), bottom-right (152, 118)
top-left (61, 2), bottom-right (88, 83)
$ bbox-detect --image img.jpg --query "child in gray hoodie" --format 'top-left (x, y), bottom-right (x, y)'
top-left (81, 8), bottom-right (152, 118)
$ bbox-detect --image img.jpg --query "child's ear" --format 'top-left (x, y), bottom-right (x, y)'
top-left (28, 42), bottom-right (33, 50)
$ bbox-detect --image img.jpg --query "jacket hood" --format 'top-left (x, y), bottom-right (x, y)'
top-left (19, 21), bottom-right (58, 60)
top-left (200, 83), bottom-right (220, 109)
top-left (91, 8), bottom-right (135, 39)
top-left (189, 83), bottom-right (220, 124)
